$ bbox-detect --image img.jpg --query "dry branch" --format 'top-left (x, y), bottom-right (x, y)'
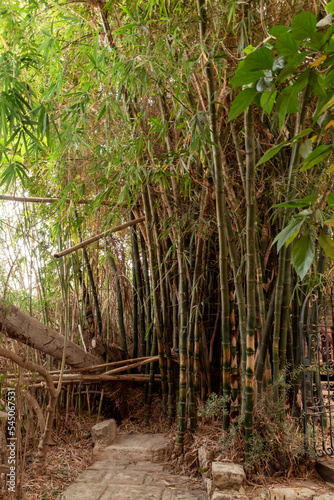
top-left (54, 216), bottom-right (145, 258)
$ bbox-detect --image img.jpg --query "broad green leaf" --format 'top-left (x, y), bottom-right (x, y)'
top-left (243, 45), bottom-right (255, 55)
top-left (324, 69), bottom-right (334, 87)
top-left (289, 53), bottom-right (308, 67)
top-left (324, 219), bottom-right (334, 227)
top-left (292, 234), bottom-right (315, 279)
top-left (327, 193), bottom-right (334, 206)
top-left (260, 89), bottom-right (277, 115)
top-left (309, 72), bottom-right (326, 97)
top-left (273, 217), bottom-right (306, 252)
top-left (291, 12), bottom-right (317, 41)
top-left (319, 232), bottom-right (334, 260)
top-left (230, 62), bottom-right (264, 87)
top-left (228, 87), bottom-right (258, 122)
top-left (244, 47), bottom-right (274, 71)
top-left (308, 32), bottom-right (327, 51)
top-left (256, 141), bottom-right (287, 166)
top-left (269, 25), bottom-right (290, 37)
top-left (275, 33), bottom-right (299, 57)
top-left (277, 65), bottom-right (297, 83)
top-left (276, 86), bottom-right (300, 129)
top-left (326, 1), bottom-right (334, 14)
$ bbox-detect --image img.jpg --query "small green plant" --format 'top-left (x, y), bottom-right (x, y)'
top-left (199, 393), bottom-right (230, 419)
top-left (219, 371), bottom-right (305, 474)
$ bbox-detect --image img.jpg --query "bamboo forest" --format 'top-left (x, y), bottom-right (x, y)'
top-left (1, 0), bottom-right (334, 498)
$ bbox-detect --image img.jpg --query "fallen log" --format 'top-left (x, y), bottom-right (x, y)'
top-left (0, 302), bottom-right (103, 369)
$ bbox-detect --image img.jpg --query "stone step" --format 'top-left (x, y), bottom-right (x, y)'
top-left (98, 433), bottom-right (171, 463)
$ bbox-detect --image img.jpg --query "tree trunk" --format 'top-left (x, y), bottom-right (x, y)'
top-left (0, 302), bottom-right (103, 369)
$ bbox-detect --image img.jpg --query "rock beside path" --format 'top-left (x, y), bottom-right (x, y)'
top-left (92, 419), bottom-right (117, 452)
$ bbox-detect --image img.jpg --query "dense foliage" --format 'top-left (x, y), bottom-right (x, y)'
top-left (0, 0), bottom-right (334, 465)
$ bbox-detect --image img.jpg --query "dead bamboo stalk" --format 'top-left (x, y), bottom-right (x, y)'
top-left (26, 374), bottom-right (160, 388)
top-left (54, 217), bottom-right (146, 258)
top-left (103, 355), bottom-right (159, 375)
top-left (78, 355), bottom-right (154, 373)
top-left (0, 194), bottom-right (113, 206)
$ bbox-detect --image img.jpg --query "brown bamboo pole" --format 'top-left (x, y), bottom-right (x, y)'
top-left (245, 104), bottom-right (256, 455)
top-left (54, 217), bottom-right (145, 258)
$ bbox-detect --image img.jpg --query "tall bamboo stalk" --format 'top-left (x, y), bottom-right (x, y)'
top-left (108, 250), bottom-right (128, 358)
top-left (197, 0), bottom-right (230, 430)
top-left (244, 104), bottom-right (256, 453)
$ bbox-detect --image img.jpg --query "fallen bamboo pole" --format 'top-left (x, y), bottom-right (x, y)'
top-left (104, 355), bottom-right (159, 375)
top-left (54, 216), bottom-right (145, 258)
top-left (78, 355), bottom-right (153, 373)
top-left (25, 374), bottom-right (161, 388)
top-left (0, 194), bottom-right (113, 206)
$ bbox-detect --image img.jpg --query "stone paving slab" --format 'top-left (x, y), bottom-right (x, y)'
top-left (88, 460), bottom-right (129, 470)
top-left (104, 470), bottom-right (147, 485)
top-left (61, 482), bottom-right (107, 500)
top-left (99, 485), bottom-right (164, 500)
top-left (75, 469), bottom-right (107, 482)
top-left (61, 433), bottom-right (207, 500)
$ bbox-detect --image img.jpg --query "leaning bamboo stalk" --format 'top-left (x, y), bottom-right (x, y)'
top-left (0, 194), bottom-right (113, 205)
top-left (54, 217), bottom-right (145, 258)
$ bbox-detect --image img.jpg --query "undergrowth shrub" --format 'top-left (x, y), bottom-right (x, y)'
top-left (199, 372), bottom-right (305, 475)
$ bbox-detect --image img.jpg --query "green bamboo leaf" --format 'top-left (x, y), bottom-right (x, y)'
top-left (273, 217), bottom-right (306, 252)
top-left (300, 145), bottom-right (333, 171)
top-left (316, 94), bottom-right (334, 117)
top-left (291, 128), bottom-right (313, 142)
top-left (256, 141), bottom-right (287, 166)
top-left (228, 87), bottom-right (258, 122)
top-left (319, 232), bottom-right (334, 260)
top-left (275, 194), bottom-right (317, 208)
top-left (291, 12), bottom-right (317, 41)
top-left (292, 234), bottom-right (315, 280)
